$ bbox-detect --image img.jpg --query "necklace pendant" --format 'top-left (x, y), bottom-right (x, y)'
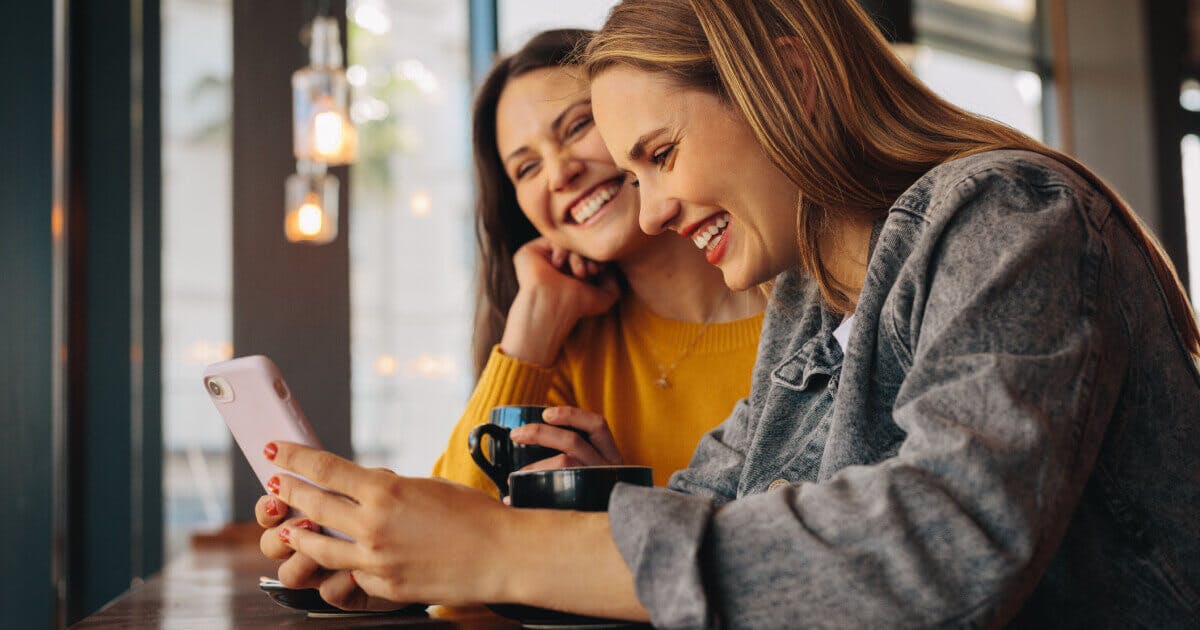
top-left (655, 375), bottom-right (671, 388)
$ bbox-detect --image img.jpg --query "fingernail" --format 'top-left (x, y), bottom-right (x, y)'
top-left (296, 519), bottom-right (317, 532)
top-left (267, 476), bottom-right (280, 494)
top-left (263, 442), bottom-right (278, 460)
top-left (278, 528), bottom-right (290, 543)
top-left (265, 498), bottom-right (279, 516)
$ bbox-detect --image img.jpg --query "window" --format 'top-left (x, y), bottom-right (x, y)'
top-left (1182, 134), bottom-right (1200, 304)
top-left (913, 0), bottom-right (1047, 141)
top-left (498, 0), bottom-right (616, 54)
top-left (347, 0), bottom-right (474, 476)
top-left (912, 47), bottom-right (1044, 140)
top-left (161, 0), bottom-right (233, 560)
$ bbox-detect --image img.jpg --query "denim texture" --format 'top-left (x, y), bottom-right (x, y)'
top-left (608, 150), bottom-right (1200, 629)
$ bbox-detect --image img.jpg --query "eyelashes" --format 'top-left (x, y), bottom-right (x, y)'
top-left (628, 142), bottom-right (677, 188)
top-left (650, 144), bottom-right (674, 166)
top-left (513, 115), bottom-right (596, 181)
top-left (516, 162), bottom-right (537, 179)
top-left (566, 115), bottom-right (593, 138)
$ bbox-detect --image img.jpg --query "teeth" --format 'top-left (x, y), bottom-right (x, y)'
top-left (692, 213), bottom-right (730, 251)
top-left (570, 182), bottom-right (621, 224)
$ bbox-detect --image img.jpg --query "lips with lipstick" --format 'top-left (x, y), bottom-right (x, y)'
top-left (566, 179), bottom-right (623, 225)
top-left (681, 212), bottom-right (732, 265)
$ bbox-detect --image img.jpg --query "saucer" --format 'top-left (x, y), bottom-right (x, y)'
top-left (485, 603), bottom-right (644, 628)
top-left (258, 578), bottom-right (428, 617)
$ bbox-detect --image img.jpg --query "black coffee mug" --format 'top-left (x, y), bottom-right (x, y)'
top-left (468, 405), bottom-right (586, 497)
top-left (508, 465), bottom-right (654, 511)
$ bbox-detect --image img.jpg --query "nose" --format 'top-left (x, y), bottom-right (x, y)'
top-left (546, 151), bottom-right (584, 192)
top-left (637, 184), bottom-right (679, 236)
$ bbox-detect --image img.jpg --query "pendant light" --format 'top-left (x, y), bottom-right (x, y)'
top-left (285, 14), bottom-right (355, 244)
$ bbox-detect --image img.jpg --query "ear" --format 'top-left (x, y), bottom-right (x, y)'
top-left (773, 36), bottom-right (818, 117)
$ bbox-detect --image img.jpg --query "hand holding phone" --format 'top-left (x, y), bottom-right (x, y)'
top-left (203, 355), bottom-right (351, 540)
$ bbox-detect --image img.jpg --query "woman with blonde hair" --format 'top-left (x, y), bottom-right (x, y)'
top-left (253, 27), bottom-right (763, 607)
top-left (253, 1), bottom-right (1200, 626)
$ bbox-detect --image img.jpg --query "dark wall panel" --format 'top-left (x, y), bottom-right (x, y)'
top-left (231, 0), bottom-right (352, 521)
top-left (72, 0), bottom-right (134, 614)
top-left (67, 0), bottom-right (163, 620)
top-left (0, 3), bottom-right (55, 628)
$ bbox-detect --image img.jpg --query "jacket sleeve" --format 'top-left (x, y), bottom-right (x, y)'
top-left (430, 345), bottom-right (576, 497)
top-left (608, 167), bottom-right (1128, 628)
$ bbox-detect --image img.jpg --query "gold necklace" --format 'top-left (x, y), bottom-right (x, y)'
top-left (634, 292), bottom-right (731, 389)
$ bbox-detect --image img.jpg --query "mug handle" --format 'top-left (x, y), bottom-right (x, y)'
top-left (468, 424), bottom-right (512, 497)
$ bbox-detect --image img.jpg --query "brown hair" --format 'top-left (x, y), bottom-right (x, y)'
top-left (585, 0), bottom-right (1199, 356)
top-left (470, 29), bottom-right (594, 377)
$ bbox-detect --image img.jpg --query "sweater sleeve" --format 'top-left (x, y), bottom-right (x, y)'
top-left (430, 345), bottom-right (574, 497)
top-left (608, 166), bottom-right (1127, 628)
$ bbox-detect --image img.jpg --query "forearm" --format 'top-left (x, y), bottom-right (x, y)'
top-left (499, 508), bottom-right (648, 622)
top-left (500, 290), bottom-right (578, 367)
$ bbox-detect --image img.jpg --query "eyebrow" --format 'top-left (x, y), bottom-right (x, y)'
top-left (627, 127), bottom-right (668, 162)
top-left (502, 97), bottom-right (592, 165)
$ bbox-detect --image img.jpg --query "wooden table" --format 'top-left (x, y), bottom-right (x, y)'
top-left (71, 545), bottom-right (522, 629)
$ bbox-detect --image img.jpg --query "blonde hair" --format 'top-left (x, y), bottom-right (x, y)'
top-left (585, 0), bottom-right (1199, 356)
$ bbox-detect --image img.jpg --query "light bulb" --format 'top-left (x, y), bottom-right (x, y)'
top-left (297, 200), bottom-right (324, 236)
top-left (285, 166), bottom-right (339, 244)
top-left (313, 111), bottom-right (347, 157)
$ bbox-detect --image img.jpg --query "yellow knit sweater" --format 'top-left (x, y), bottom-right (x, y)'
top-left (431, 295), bottom-right (764, 496)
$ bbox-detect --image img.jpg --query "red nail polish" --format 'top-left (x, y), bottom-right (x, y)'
top-left (265, 498), bottom-right (279, 516)
top-left (263, 442), bottom-right (278, 460)
top-left (279, 528), bottom-right (290, 543)
top-left (267, 476), bottom-right (280, 494)
top-left (296, 519), bottom-right (316, 532)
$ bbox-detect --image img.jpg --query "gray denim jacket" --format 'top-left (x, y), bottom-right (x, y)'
top-left (608, 150), bottom-right (1200, 628)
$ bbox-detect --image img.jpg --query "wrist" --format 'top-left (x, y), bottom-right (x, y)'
top-left (486, 507), bottom-right (551, 603)
top-left (500, 290), bottom-right (575, 366)
top-left (487, 508), bottom-right (644, 621)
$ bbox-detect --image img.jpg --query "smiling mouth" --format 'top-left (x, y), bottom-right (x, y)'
top-left (565, 179), bottom-right (623, 225)
top-left (690, 213), bottom-right (731, 252)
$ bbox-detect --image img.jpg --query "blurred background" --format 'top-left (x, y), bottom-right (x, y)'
top-left (4, 0), bottom-right (1199, 626)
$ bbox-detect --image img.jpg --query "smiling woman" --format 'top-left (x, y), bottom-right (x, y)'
top-left (424, 28), bottom-right (765, 497)
top-left (249, 2), bottom-right (1199, 627)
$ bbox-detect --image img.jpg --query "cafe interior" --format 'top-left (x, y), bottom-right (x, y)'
top-left (3, 0), bottom-right (1199, 627)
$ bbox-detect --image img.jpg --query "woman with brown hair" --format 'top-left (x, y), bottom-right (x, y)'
top-left (427, 28), bottom-right (764, 493)
top-left (252, 1), bottom-right (1200, 626)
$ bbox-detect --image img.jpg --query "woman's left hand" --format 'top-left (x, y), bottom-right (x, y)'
top-left (509, 406), bottom-right (624, 469)
top-left (263, 442), bottom-right (514, 606)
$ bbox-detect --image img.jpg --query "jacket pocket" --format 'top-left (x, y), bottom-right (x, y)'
top-left (771, 335), bottom-right (843, 391)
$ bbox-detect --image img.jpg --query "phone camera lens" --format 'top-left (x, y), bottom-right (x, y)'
top-left (207, 379), bottom-right (223, 397)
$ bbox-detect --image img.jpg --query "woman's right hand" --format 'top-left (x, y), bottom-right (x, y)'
top-left (501, 237), bottom-right (620, 366)
top-left (255, 493), bottom-right (411, 611)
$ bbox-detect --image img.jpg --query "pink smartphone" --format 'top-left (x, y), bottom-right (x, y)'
top-left (203, 354), bottom-right (350, 540)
